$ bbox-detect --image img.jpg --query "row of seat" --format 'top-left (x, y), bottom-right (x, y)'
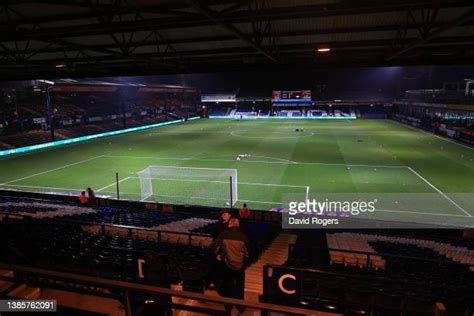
top-left (0, 197), bottom-right (281, 274)
top-left (69, 207), bottom-right (186, 228)
top-left (0, 219), bottom-right (212, 283)
top-left (0, 200), bottom-right (97, 218)
top-left (330, 232), bottom-right (474, 267)
top-left (281, 231), bottom-right (474, 315)
top-left (326, 232), bottom-right (386, 269)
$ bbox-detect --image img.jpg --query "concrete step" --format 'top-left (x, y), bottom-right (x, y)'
top-left (244, 233), bottom-right (298, 299)
top-left (8, 284), bottom-right (41, 299)
top-left (0, 270), bottom-right (15, 293)
top-left (40, 289), bottom-right (125, 316)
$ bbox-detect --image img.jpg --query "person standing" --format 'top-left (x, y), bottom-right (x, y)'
top-left (238, 203), bottom-right (251, 220)
top-left (86, 187), bottom-right (96, 206)
top-left (79, 191), bottom-right (88, 206)
top-left (211, 218), bottom-right (248, 314)
top-left (212, 209), bottom-right (232, 239)
top-left (209, 209), bottom-right (232, 288)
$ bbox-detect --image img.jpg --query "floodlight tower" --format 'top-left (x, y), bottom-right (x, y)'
top-left (39, 80), bottom-right (56, 141)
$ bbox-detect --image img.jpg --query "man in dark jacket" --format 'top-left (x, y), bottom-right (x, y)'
top-left (211, 218), bottom-right (248, 313)
top-left (212, 209), bottom-right (232, 239)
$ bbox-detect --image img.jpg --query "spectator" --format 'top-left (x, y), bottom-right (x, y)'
top-left (86, 187), bottom-right (95, 206)
top-left (211, 218), bottom-right (248, 314)
top-left (79, 191), bottom-right (88, 206)
top-left (209, 209), bottom-right (232, 288)
top-left (238, 203), bottom-right (251, 219)
top-left (212, 209), bottom-right (232, 239)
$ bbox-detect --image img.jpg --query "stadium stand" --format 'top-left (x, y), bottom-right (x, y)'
top-left (271, 230), bottom-right (474, 315)
top-left (2, 192), bottom-right (472, 315)
top-left (309, 110), bottom-right (327, 117)
top-left (0, 82), bottom-right (200, 149)
top-left (393, 86), bottom-right (474, 145)
top-left (0, 196), bottom-right (280, 279)
top-left (0, 130), bottom-right (66, 147)
top-left (0, 218), bottom-right (212, 283)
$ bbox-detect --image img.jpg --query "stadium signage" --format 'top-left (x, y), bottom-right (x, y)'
top-left (209, 115), bottom-right (356, 120)
top-left (278, 274), bottom-right (297, 294)
top-left (263, 267), bottom-right (300, 304)
top-left (201, 94), bottom-right (236, 102)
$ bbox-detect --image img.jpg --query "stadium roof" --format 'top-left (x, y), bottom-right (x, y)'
top-left (1, 0), bottom-right (473, 80)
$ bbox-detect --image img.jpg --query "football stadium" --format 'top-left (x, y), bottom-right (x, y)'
top-left (0, 1), bottom-right (474, 316)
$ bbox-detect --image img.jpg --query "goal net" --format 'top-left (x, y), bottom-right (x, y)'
top-left (137, 165), bottom-right (238, 207)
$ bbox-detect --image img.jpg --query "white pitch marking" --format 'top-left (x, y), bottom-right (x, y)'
top-left (249, 155), bottom-right (297, 164)
top-left (230, 130), bottom-right (315, 139)
top-left (239, 199), bottom-right (279, 205)
top-left (96, 177), bottom-right (132, 192)
top-left (407, 167), bottom-right (472, 217)
top-left (376, 209), bottom-right (471, 218)
top-left (0, 183), bottom-right (83, 192)
top-left (392, 120), bottom-right (474, 151)
top-left (105, 155), bottom-right (406, 169)
top-left (1, 155), bottom-right (106, 185)
top-left (144, 165), bottom-right (238, 173)
top-left (127, 176), bottom-right (308, 189)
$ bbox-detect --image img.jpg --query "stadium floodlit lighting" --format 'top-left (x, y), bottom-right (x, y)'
top-left (317, 47), bottom-right (331, 52)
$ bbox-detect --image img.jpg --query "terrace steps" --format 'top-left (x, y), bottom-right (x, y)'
top-left (8, 284), bottom-right (41, 299)
top-left (244, 233), bottom-right (298, 296)
top-left (0, 269), bottom-right (14, 293)
top-left (40, 288), bottom-right (125, 316)
top-left (0, 270), bottom-right (41, 300)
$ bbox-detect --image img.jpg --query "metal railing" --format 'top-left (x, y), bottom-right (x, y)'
top-left (0, 263), bottom-right (315, 316)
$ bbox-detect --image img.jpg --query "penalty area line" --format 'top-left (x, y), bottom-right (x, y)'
top-left (96, 177), bottom-right (132, 192)
top-left (1, 155), bottom-right (106, 185)
top-left (105, 154), bottom-right (406, 169)
top-left (128, 176), bottom-right (309, 189)
top-left (407, 167), bottom-right (472, 217)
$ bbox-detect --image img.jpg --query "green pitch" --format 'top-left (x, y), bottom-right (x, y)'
top-left (0, 119), bottom-right (473, 227)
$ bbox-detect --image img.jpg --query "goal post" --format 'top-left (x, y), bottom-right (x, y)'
top-left (136, 165), bottom-right (238, 207)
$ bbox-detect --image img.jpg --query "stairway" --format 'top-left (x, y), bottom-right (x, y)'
top-left (244, 233), bottom-right (298, 299)
top-left (0, 269), bottom-right (14, 294)
top-left (0, 269), bottom-right (41, 299)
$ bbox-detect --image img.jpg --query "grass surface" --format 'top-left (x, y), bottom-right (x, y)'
top-left (0, 119), bottom-right (473, 226)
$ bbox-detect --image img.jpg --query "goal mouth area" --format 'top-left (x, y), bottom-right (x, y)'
top-left (136, 165), bottom-right (238, 207)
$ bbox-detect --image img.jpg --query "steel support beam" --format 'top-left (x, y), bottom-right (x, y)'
top-left (1, 1), bottom-right (472, 41)
top-left (188, 0), bottom-right (277, 63)
top-left (386, 8), bottom-right (474, 60)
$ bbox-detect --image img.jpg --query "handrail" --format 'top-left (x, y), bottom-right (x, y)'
top-left (263, 263), bottom-right (473, 295)
top-left (0, 262), bottom-right (315, 316)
